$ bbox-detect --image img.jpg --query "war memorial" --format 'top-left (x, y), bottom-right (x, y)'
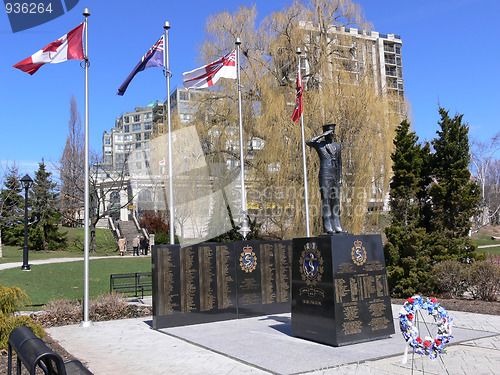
top-left (151, 123), bottom-right (394, 348)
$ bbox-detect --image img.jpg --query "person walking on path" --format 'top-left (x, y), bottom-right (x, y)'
top-left (140, 235), bottom-right (149, 256)
top-left (132, 235), bottom-right (140, 256)
top-left (118, 236), bottom-right (127, 256)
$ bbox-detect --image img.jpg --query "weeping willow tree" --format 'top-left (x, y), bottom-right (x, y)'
top-left (186, 0), bottom-right (404, 238)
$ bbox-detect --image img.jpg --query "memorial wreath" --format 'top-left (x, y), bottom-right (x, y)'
top-left (399, 295), bottom-right (453, 360)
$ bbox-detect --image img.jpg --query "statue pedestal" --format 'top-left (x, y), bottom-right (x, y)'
top-left (291, 234), bottom-right (394, 346)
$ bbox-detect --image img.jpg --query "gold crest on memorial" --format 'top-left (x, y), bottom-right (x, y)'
top-left (351, 240), bottom-right (367, 266)
top-left (299, 242), bottom-right (324, 286)
top-left (239, 245), bottom-right (257, 273)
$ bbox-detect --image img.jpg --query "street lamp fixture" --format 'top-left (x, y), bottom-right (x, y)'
top-left (20, 174), bottom-right (33, 271)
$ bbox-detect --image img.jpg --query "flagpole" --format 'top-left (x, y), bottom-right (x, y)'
top-left (81, 7), bottom-right (92, 328)
top-left (164, 22), bottom-right (175, 245)
top-left (235, 38), bottom-right (250, 239)
top-left (297, 48), bottom-right (310, 237)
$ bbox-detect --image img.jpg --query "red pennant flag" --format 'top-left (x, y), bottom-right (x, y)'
top-left (292, 64), bottom-right (303, 123)
top-left (13, 23), bottom-right (84, 75)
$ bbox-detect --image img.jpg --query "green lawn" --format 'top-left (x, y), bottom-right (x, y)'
top-left (471, 232), bottom-right (500, 256)
top-left (0, 227), bottom-right (119, 264)
top-left (0, 257), bottom-right (152, 308)
top-left (476, 245), bottom-right (500, 256)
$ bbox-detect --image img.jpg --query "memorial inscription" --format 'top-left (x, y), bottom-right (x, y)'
top-left (152, 240), bottom-right (292, 329)
top-left (291, 234), bottom-right (394, 346)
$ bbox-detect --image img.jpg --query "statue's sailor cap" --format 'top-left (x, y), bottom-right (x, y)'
top-left (322, 124), bottom-right (336, 132)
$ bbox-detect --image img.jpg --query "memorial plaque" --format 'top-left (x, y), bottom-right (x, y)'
top-left (153, 240), bottom-right (292, 329)
top-left (152, 243), bottom-right (238, 329)
top-left (261, 241), bottom-right (293, 314)
top-left (291, 234), bottom-right (394, 346)
top-left (234, 241), bottom-right (264, 317)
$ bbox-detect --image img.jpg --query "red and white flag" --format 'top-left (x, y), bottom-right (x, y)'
top-left (292, 64), bottom-right (303, 123)
top-left (13, 23), bottom-right (84, 75)
top-left (182, 50), bottom-right (237, 89)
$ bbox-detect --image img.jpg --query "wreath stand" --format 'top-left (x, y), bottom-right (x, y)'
top-left (405, 308), bottom-right (451, 375)
top-left (399, 296), bottom-right (453, 375)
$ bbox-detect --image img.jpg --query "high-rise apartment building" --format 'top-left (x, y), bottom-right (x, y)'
top-left (152, 87), bottom-right (199, 136)
top-left (298, 22), bottom-right (405, 115)
top-left (102, 104), bottom-right (155, 177)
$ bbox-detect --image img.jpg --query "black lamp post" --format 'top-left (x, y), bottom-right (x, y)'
top-left (20, 174), bottom-right (33, 271)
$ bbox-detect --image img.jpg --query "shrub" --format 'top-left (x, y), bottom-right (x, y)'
top-left (35, 293), bottom-right (151, 327)
top-left (465, 260), bottom-right (500, 301)
top-left (40, 298), bottom-right (82, 326)
top-left (89, 293), bottom-right (127, 320)
top-left (431, 260), bottom-right (467, 298)
top-left (0, 285), bottom-right (45, 349)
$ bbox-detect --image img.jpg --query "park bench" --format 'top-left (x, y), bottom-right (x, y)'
top-left (8, 325), bottom-right (92, 375)
top-left (109, 272), bottom-right (152, 298)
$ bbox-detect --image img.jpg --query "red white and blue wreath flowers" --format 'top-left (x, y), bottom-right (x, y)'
top-left (399, 295), bottom-right (453, 360)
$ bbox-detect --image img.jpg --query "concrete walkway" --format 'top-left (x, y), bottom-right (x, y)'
top-left (46, 303), bottom-right (500, 375)
top-left (0, 255), bottom-right (142, 271)
top-left (3, 257), bottom-right (499, 374)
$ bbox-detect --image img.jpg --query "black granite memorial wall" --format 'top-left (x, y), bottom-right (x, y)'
top-left (291, 234), bottom-right (394, 346)
top-left (152, 240), bottom-right (292, 329)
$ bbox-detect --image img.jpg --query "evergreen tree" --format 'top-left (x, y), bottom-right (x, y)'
top-left (384, 120), bottom-right (433, 296)
top-left (428, 108), bottom-right (480, 238)
top-left (0, 165), bottom-right (24, 246)
top-left (423, 108), bottom-right (480, 263)
top-left (385, 109), bottom-right (481, 297)
top-left (30, 161), bottom-right (67, 250)
top-left (388, 119), bottom-right (424, 225)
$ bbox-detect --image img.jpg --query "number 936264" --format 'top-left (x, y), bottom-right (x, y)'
top-left (5, 2), bottom-right (53, 14)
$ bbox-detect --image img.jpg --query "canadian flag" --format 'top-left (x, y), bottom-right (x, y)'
top-left (182, 50), bottom-right (236, 89)
top-left (13, 23), bottom-right (84, 75)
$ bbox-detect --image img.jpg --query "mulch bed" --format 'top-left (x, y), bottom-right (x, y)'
top-left (1, 298), bottom-right (498, 373)
top-left (392, 297), bottom-right (500, 315)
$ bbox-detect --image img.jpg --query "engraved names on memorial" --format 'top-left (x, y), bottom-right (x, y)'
top-left (291, 235), bottom-right (394, 346)
top-left (153, 241), bottom-right (292, 329)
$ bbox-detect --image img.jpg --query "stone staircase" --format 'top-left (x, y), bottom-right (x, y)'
top-left (117, 221), bottom-right (142, 253)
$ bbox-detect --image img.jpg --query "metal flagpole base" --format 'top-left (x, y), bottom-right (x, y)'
top-left (79, 320), bottom-right (93, 328)
top-left (238, 215), bottom-right (251, 239)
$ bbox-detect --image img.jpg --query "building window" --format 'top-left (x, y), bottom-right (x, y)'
top-left (110, 191), bottom-right (120, 204)
top-left (124, 116), bottom-right (129, 124)
top-left (134, 114), bottom-right (141, 122)
top-left (114, 134), bottom-right (123, 142)
top-left (124, 134), bottom-right (132, 142)
top-left (104, 137), bottom-right (111, 145)
top-left (132, 124), bottom-right (141, 132)
top-left (135, 133), bottom-right (142, 141)
top-left (145, 113), bottom-right (152, 120)
top-left (180, 91), bottom-right (189, 101)
top-left (144, 133), bottom-right (150, 140)
top-left (124, 125), bottom-right (129, 133)
top-left (144, 122), bottom-right (152, 130)
top-left (136, 143), bottom-right (141, 150)
top-left (138, 189), bottom-right (152, 202)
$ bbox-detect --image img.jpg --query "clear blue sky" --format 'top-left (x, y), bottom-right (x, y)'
top-left (1, 0), bottom-right (498, 177)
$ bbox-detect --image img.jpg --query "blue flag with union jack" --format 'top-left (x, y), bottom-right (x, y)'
top-left (117, 35), bottom-right (164, 96)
